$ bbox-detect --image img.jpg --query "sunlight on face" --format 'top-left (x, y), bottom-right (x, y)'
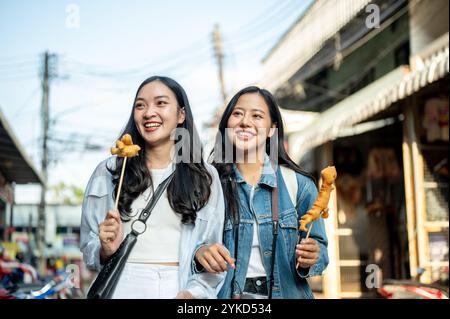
top-left (226, 92), bottom-right (276, 159)
top-left (133, 81), bottom-right (185, 148)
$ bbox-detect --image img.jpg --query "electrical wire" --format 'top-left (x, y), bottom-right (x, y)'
top-left (10, 85), bottom-right (41, 120)
top-left (223, 0), bottom-right (301, 45)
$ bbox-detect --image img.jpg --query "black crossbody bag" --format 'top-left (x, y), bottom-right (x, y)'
top-left (86, 172), bottom-right (174, 299)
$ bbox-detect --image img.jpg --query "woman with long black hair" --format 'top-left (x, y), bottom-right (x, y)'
top-left (80, 76), bottom-right (225, 299)
top-left (195, 86), bottom-right (328, 299)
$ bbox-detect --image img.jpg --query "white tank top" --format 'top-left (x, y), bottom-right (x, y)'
top-left (122, 165), bottom-right (182, 263)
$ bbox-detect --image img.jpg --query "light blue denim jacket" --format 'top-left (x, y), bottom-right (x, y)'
top-left (218, 155), bottom-right (329, 299)
top-left (80, 156), bottom-right (226, 299)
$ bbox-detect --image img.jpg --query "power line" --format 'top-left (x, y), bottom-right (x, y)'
top-left (60, 35), bottom-right (213, 79)
top-left (0, 74), bottom-right (39, 82)
top-left (61, 49), bottom-right (212, 80)
top-left (225, 2), bottom-right (312, 56)
top-left (51, 129), bottom-right (116, 142)
top-left (51, 94), bottom-right (127, 122)
top-left (0, 70), bottom-right (39, 79)
top-left (223, 0), bottom-right (304, 46)
top-left (224, 0), bottom-right (295, 42)
top-left (0, 59), bottom-right (39, 70)
top-left (64, 33), bottom-right (211, 71)
top-left (11, 85), bottom-right (41, 120)
top-left (22, 2), bottom-right (312, 87)
top-left (0, 56), bottom-right (39, 66)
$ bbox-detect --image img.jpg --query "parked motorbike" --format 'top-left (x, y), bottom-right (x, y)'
top-left (1, 252), bottom-right (82, 299)
top-left (1, 272), bottom-right (82, 299)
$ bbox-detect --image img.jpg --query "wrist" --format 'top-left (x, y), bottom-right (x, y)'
top-left (100, 246), bottom-right (113, 264)
top-left (193, 245), bottom-right (207, 273)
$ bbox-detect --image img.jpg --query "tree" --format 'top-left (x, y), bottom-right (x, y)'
top-left (50, 182), bottom-right (84, 205)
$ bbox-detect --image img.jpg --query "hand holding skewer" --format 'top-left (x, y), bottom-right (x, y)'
top-left (101, 134), bottom-right (140, 248)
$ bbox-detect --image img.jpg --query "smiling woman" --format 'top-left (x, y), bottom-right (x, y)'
top-left (80, 76), bottom-right (226, 299)
top-left (226, 92), bottom-right (277, 167)
top-left (133, 82), bottom-right (185, 148)
top-left (197, 86), bottom-right (329, 299)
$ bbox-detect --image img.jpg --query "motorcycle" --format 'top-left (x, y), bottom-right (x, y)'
top-left (1, 272), bottom-right (83, 299)
top-left (1, 252), bottom-right (82, 299)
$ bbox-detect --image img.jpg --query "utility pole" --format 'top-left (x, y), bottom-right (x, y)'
top-left (37, 51), bottom-right (56, 276)
top-left (212, 24), bottom-right (227, 106)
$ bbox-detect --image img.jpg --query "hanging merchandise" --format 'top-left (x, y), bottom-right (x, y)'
top-left (336, 174), bottom-right (362, 207)
top-left (366, 147), bottom-right (401, 179)
top-left (423, 96), bottom-right (449, 143)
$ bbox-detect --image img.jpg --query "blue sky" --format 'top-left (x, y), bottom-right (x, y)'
top-left (0, 0), bottom-right (313, 202)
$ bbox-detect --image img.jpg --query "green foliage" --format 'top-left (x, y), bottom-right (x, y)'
top-left (50, 182), bottom-right (84, 205)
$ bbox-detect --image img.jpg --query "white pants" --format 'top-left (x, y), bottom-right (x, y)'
top-left (112, 263), bottom-right (179, 299)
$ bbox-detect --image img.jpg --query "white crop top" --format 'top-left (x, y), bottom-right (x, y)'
top-left (122, 164), bottom-right (182, 263)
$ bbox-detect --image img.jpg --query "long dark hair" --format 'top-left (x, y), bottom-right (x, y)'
top-left (108, 76), bottom-right (211, 225)
top-left (211, 86), bottom-right (315, 220)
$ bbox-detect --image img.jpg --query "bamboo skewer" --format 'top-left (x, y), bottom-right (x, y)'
top-left (114, 156), bottom-right (127, 210)
top-left (110, 133), bottom-right (141, 210)
top-left (305, 219), bottom-right (314, 240)
top-left (105, 134), bottom-right (140, 243)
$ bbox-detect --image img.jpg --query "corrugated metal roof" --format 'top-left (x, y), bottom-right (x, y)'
top-left (0, 106), bottom-right (44, 184)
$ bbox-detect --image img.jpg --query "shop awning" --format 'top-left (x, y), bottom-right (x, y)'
top-left (280, 109), bottom-right (318, 134)
top-left (288, 43), bottom-right (449, 162)
top-left (0, 107), bottom-right (44, 184)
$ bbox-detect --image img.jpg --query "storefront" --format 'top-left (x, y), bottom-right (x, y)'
top-left (333, 119), bottom-right (408, 296)
top-left (0, 106), bottom-right (43, 253)
top-left (402, 75), bottom-right (448, 284)
top-left (0, 170), bottom-right (13, 240)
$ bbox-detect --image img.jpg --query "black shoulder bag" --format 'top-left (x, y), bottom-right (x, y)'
top-left (86, 172), bottom-right (174, 299)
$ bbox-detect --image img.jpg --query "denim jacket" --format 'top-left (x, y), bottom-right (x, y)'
top-left (218, 155), bottom-right (329, 299)
top-left (80, 156), bottom-right (226, 299)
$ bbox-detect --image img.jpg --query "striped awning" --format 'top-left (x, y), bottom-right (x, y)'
top-left (288, 44), bottom-right (449, 162)
top-left (280, 109), bottom-right (318, 134)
